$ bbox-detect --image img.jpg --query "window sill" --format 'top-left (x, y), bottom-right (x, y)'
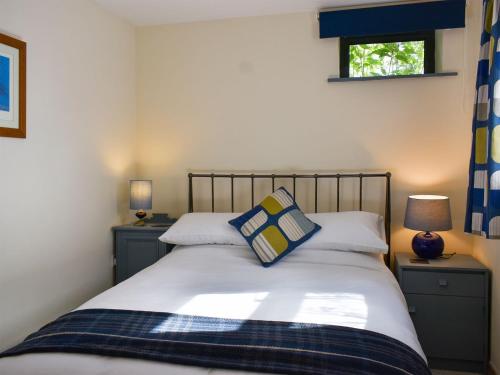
top-left (327, 72), bottom-right (458, 83)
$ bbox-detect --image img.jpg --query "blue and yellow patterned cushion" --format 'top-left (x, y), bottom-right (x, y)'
top-left (229, 187), bottom-right (321, 267)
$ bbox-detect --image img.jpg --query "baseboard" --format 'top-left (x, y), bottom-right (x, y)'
top-left (490, 363), bottom-right (498, 375)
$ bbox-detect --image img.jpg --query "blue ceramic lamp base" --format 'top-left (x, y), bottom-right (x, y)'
top-left (412, 231), bottom-right (444, 259)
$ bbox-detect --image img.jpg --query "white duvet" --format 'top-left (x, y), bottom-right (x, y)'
top-left (0, 245), bottom-right (424, 375)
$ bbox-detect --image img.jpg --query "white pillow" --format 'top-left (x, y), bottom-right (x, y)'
top-left (301, 211), bottom-right (388, 254)
top-left (159, 213), bottom-right (247, 246)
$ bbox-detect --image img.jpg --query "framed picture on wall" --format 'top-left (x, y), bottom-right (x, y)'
top-left (0, 32), bottom-right (26, 138)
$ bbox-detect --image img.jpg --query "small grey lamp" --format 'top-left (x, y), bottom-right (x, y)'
top-left (130, 180), bottom-right (152, 226)
top-left (404, 195), bottom-right (452, 259)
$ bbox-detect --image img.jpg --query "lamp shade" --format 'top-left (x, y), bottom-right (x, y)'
top-left (130, 180), bottom-right (152, 210)
top-left (404, 195), bottom-right (452, 232)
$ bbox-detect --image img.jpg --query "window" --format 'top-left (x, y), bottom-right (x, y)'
top-left (339, 31), bottom-right (435, 78)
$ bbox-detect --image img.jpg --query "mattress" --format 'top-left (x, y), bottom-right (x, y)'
top-left (0, 244), bottom-right (424, 375)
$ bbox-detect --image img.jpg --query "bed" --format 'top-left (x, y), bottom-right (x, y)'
top-left (0, 172), bottom-right (429, 375)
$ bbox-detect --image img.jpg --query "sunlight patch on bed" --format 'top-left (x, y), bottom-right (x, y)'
top-left (150, 315), bottom-right (244, 334)
top-left (175, 292), bottom-right (269, 317)
top-left (151, 292), bottom-right (270, 333)
top-left (175, 292), bottom-right (269, 319)
top-left (292, 293), bottom-right (368, 329)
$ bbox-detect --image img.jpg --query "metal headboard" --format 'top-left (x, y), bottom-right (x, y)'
top-left (188, 172), bottom-right (392, 266)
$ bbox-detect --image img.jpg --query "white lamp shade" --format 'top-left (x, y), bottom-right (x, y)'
top-left (130, 180), bottom-right (152, 210)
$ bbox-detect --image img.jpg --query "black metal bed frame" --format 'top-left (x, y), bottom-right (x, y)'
top-left (188, 172), bottom-right (392, 266)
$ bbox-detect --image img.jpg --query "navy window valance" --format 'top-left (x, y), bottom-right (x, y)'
top-left (319, 0), bottom-right (466, 39)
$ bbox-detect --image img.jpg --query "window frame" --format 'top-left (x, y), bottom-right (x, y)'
top-left (339, 31), bottom-right (436, 78)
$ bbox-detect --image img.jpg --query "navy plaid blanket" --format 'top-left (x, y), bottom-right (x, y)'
top-left (0, 309), bottom-right (430, 375)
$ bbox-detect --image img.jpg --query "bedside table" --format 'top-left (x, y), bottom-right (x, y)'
top-left (112, 224), bottom-right (174, 284)
top-left (395, 253), bottom-right (490, 374)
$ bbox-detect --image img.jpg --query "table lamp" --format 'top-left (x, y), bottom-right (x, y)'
top-left (404, 195), bottom-right (452, 259)
top-left (130, 180), bottom-right (152, 226)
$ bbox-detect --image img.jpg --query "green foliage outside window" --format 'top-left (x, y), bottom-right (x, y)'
top-left (349, 41), bottom-right (425, 77)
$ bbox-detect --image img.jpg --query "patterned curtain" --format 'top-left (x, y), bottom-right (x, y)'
top-left (465, 0), bottom-right (500, 239)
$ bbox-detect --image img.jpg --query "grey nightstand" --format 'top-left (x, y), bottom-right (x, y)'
top-left (112, 224), bottom-right (174, 284)
top-left (395, 253), bottom-right (490, 374)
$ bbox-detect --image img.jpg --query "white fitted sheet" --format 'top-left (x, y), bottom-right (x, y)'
top-left (0, 245), bottom-right (424, 375)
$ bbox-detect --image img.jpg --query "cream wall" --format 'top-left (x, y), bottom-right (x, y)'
top-left (474, 239), bottom-right (500, 371)
top-left (136, 3), bottom-right (482, 255)
top-left (0, 0), bottom-right (136, 350)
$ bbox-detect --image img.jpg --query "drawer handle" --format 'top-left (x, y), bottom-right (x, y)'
top-left (408, 306), bottom-right (416, 314)
top-left (438, 279), bottom-right (448, 287)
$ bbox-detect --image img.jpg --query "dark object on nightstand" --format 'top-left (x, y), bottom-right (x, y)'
top-left (409, 258), bottom-right (429, 264)
top-left (144, 213), bottom-right (176, 226)
top-left (112, 224), bottom-right (175, 284)
top-left (395, 252), bottom-right (490, 374)
top-left (404, 195), bottom-right (452, 259)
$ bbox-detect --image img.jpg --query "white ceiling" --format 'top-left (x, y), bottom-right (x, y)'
top-left (94, 0), bottom-right (392, 26)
